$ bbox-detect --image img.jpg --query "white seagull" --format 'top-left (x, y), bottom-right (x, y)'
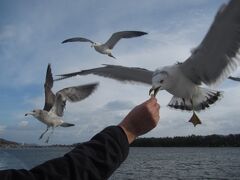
top-left (25, 64), bottom-right (99, 143)
top-left (56, 0), bottom-right (240, 126)
top-left (62, 31), bottom-right (147, 59)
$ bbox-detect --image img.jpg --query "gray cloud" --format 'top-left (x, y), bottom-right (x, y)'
top-left (103, 100), bottom-right (135, 111)
top-left (0, 125), bottom-right (6, 135)
top-left (18, 120), bottom-right (29, 128)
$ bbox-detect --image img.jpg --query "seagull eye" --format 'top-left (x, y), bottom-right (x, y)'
top-left (160, 80), bottom-right (164, 83)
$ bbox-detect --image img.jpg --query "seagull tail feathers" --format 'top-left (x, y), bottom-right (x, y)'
top-left (60, 122), bottom-right (75, 127)
top-left (168, 88), bottom-right (222, 112)
top-left (108, 53), bottom-right (116, 59)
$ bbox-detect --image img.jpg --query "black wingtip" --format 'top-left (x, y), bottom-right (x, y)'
top-left (54, 70), bottom-right (83, 81)
top-left (46, 63), bottom-right (51, 71)
top-left (88, 82), bottom-right (99, 91)
top-left (228, 76), bottom-right (240, 82)
top-left (45, 63), bottom-right (53, 85)
top-left (136, 31), bottom-right (148, 36)
top-left (54, 75), bottom-right (74, 81)
top-left (61, 40), bottom-right (68, 44)
top-left (90, 82), bottom-right (99, 93)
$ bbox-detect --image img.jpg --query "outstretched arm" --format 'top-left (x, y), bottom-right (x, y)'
top-left (0, 96), bottom-right (160, 180)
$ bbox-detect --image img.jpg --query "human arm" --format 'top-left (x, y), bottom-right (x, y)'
top-left (0, 96), bottom-right (160, 180)
top-left (0, 126), bottom-right (129, 180)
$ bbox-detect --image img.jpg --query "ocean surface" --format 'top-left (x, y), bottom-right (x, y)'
top-left (0, 147), bottom-right (240, 179)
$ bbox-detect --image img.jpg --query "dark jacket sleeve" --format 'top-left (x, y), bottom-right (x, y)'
top-left (0, 126), bottom-right (129, 180)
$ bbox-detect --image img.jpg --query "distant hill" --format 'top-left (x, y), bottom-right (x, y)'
top-left (131, 134), bottom-right (240, 147)
top-left (0, 138), bottom-right (20, 148)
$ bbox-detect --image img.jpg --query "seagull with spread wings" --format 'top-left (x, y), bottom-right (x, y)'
top-left (25, 64), bottom-right (98, 143)
top-left (57, 0), bottom-right (240, 126)
top-left (62, 31), bottom-right (147, 59)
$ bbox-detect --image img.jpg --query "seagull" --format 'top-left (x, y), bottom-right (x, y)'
top-left (56, 0), bottom-right (240, 126)
top-left (25, 64), bottom-right (98, 143)
top-left (62, 31), bottom-right (148, 59)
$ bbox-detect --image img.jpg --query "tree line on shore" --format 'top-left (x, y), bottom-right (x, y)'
top-left (1, 134), bottom-right (240, 148)
top-left (131, 134), bottom-right (240, 147)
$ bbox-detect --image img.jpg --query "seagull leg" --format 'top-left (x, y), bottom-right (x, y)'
top-left (39, 127), bottom-right (49, 140)
top-left (45, 127), bottom-right (55, 143)
top-left (188, 99), bottom-right (202, 127)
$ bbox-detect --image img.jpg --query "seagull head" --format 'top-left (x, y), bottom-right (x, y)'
top-left (149, 69), bottom-right (170, 97)
top-left (25, 109), bottom-right (41, 117)
top-left (91, 42), bottom-right (99, 48)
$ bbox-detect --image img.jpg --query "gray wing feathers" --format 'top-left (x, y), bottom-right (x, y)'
top-left (56, 65), bottom-right (153, 85)
top-left (50, 83), bottom-right (98, 117)
top-left (62, 37), bottom-right (94, 44)
top-left (43, 64), bottom-right (55, 111)
top-left (180, 0), bottom-right (240, 85)
top-left (104, 31), bottom-right (147, 49)
top-left (50, 94), bottom-right (66, 117)
top-left (58, 83), bottom-right (99, 102)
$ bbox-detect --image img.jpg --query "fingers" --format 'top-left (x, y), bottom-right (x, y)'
top-left (146, 95), bottom-right (157, 105)
top-left (149, 94), bottom-right (157, 101)
top-left (146, 96), bottom-right (160, 109)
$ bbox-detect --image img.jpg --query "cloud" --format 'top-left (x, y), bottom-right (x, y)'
top-left (18, 121), bottom-right (29, 128)
top-left (103, 100), bottom-right (135, 111)
top-left (0, 125), bottom-right (6, 135)
top-left (0, 25), bottom-right (16, 41)
top-left (24, 95), bottom-right (44, 109)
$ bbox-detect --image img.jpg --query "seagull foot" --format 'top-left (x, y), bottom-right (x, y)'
top-left (189, 112), bottom-right (202, 127)
top-left (45, 138), bottom-right (50, 143)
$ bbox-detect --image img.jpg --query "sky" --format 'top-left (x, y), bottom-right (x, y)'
top-left (0, 0), bottom-right (239, 145)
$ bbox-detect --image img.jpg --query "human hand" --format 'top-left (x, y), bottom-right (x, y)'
top-left (118, 96), bottom-right (160, 144)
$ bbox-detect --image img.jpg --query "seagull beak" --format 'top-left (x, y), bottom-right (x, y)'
top-left (149, 86), bottom-right (161, 97)
top-left (25, 112), bottom-right (33, 116)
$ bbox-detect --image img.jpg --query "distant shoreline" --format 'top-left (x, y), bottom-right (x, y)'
top-left (131, 134), bottom-right (240, 147)
top-left (1, 134), bottom-right (240, 148)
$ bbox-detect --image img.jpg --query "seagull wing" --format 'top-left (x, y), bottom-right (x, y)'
top-left (228, 76), bottom-right (240, 81)
top-left (104, 31), bottom-right (147, 49)
top-left (43, 64), bottom-right (55, 111)
top-left (49, 83), bottom-right (98, 117)
top-left (180, 0), bottom-right (240, 86)
top-left (55, 64), bottom-right (153, 85)
top-left (62, 37), bottom-right (94, 44)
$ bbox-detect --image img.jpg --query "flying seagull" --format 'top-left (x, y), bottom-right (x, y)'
top-left (56, 0), bottom-right (240, 126)
top-left (62, 31), bottom-right (148, 59)
top-left (25, 64), bottom-right (98, 143)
